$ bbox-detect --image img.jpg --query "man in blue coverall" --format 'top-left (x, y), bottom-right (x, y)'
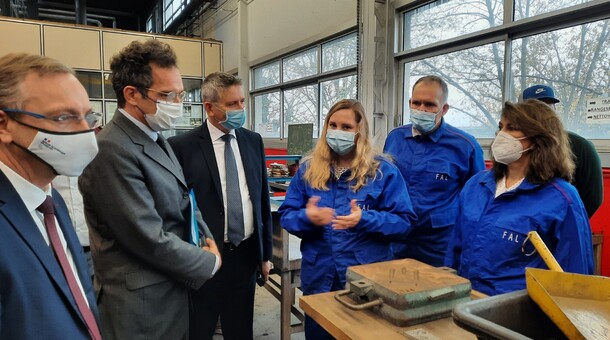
top-left (384, 75), bottom-right (485, 266)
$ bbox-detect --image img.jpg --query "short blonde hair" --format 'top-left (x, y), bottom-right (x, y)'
top-left (0, 53), bottom-right (74, 109)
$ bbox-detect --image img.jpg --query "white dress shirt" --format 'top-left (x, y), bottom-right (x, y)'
top-left (52, 176), bottom-right (88, 247)
top-left (206, 119), bottom-right (254, 242)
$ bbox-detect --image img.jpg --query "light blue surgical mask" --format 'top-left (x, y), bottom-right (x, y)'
top-left (214, 105), bottom-right (246, 130)
top-left (410, 108), bottom-right (440, 133)
top-left (326, 129), bottom-right (357, 156)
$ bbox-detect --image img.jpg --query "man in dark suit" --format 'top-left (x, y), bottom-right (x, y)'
top-left (79, 40), bottom-right (221, 340)
top-left (0, 53), bottom-right (102, 339)
top-left (169, 72), bottom-right (273, 340)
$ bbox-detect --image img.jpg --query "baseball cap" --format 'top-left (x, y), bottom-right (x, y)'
top-left (522, 84), bottom-right (560, 103)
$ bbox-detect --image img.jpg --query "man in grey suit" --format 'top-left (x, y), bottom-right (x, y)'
top-left (79, 39), bottom-right (221, 340)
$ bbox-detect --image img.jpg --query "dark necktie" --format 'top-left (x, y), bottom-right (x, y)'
top-left (156, 134), bottom-right (170, 157)
top-left (221, 134), bottom-right (245, 246)
top-left (37, 196), bottom-right (101, 340)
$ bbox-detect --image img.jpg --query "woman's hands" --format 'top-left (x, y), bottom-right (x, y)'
top-left (305, 196), bottom-right (335, 226)
top-left (305, 197), bottom-right (362, 229)
top-left (332, 199), bottom-right (362, 230)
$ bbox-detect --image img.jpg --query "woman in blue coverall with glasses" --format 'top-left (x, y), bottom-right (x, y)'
top-left (278, 99), bottom-right (416, 339)
top-left (445, 100), bottom-right (594, 296)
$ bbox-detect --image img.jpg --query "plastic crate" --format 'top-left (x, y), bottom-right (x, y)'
top-left (452, 290), bottom-right (567, 340)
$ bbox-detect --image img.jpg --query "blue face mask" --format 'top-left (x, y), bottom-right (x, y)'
top-left (214, 105), bottom-right (246, 130)
top-left (326, 129), bottom-right (357, 156)
top-left (410, 108), bottom-right (440, 133)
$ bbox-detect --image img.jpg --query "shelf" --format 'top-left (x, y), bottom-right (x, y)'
top-left (268, 176), bottom-right (293, 182)
top-left (266, 155), bottom-right (302, 161)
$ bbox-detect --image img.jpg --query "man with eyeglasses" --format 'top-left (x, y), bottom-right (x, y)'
top-left (79, 39), bottom-right (221, 340)
top-left (0, 53), bottom-right (102, 339)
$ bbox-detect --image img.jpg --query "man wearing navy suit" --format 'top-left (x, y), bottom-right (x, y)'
top-left (0, 53), bottom-right (102, 339)
top-left (169, 72), bottom-right (273, 340)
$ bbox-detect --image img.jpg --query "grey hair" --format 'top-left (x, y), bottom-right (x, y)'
top-left (413, 75), bottom-right (449, 104)
top-left (201, 72), bottom-right (242, 103)
top-left (0, 53), bottom-right (74, 109)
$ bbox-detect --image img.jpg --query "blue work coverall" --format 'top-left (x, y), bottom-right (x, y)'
top-left (383, 119), bottom-right (485, 266)
top-left (278, 158), bottom-right (415, 339)
top-left (445, 170), bottom-right (594, 296)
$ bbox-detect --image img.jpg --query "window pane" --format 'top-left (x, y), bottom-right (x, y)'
top-left (146, 16), bottom-right (153, 33)
top-left (105, 101), bottom-right (117, 122)
top-left (254, 92), bottom-right (281, 138)
top-left (514, 0), bottom-right (596, 20)
top-left (511, 20), bottom-right (610, 138)
top-left (174, 103), bottom-right (203, 127)
top-left (322, 33), bottom-right (357, 72)
top-left (253, 61), bottom-right (280, 89)
top-left (284, 85), bottom-right (319, 137)
top-left (75, 71), bottom-right (102, 99)
top-left (283, 48), bottom-right (318, 82)
top-left (183, 78), bottom-right (202, 102)
top-left (403, 42), bottom-right (505, 138)
top-left (90, 100), bottom-right (103, 120)
top-left (403, 0), bottom-right (503, 50)
top-left (320, 75), bottom-right (358, 126)
top-left (103, 73), bottom-right (116, 99)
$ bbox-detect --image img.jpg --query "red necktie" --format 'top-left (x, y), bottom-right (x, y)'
top-left (38, 196), bottom-right (102, 340)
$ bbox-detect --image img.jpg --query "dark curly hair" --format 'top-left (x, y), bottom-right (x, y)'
top-left (110, 39), bottom-right (177, 107)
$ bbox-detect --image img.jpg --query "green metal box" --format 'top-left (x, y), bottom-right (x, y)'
top-left (339, 259), bottom-right (472, 326)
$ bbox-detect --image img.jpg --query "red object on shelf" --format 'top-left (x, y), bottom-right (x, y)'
top-left (589, 167), bottom-right (610, 276)
top-left (265, 148), bottom-right (288, 167)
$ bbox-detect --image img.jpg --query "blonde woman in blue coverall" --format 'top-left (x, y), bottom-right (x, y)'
top-left (445, 100), bottom-right (594, 296)
top-left (279, 99), bottom-right (416, 339)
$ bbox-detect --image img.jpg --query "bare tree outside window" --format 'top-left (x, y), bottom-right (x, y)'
top-left (252, 32), bottom-right (358, 138)
top-left (401, 0), bottom-right (610, 138)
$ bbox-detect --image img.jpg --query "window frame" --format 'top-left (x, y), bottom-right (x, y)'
top-left (250, 31), bottom-right (358, 139)
top-left (395, 0), bottom-right (610, 149)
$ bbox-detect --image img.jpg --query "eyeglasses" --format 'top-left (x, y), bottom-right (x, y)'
top-left (144, 88), bottom-right (187, 104)
top-left (2, 108), bottom-right (102, 129)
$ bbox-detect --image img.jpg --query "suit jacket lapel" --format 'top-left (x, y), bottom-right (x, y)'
top-left (112, 111), bottom-right (186, 188)
top-left (199, 124), bottom-right (224, 204)
top-left (236, 129), bottom-right (258, 200)
top-left (0, 173), bottom-right (83, 321)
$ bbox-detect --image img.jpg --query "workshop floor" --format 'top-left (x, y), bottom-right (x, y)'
top-left (212, 273), bottom-right (306, 340)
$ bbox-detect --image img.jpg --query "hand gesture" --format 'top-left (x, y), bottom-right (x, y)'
top-left (305, 196), bottom-right (335, 226)
top-left (202, 237), bottom-right (222, 269)
top-left (333, 199), bottom-right (362, 230)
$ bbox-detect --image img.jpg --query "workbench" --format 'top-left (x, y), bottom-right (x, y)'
top-left (265, 199), bottom-right (304, 339)
top-left (300, 290), bottom-right (486, 339)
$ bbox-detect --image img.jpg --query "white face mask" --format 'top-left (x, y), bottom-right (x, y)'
top-left (145, 101), bottom-right (184, 131)
top-left (23, 127), bottom-right (98, 176)
top-left (491, 131), bottom-right (531, 165)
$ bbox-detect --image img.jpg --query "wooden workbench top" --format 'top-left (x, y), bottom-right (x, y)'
top-left (300, 291), bottom-right (482, 339)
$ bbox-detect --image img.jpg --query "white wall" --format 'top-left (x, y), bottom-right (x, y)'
top-left (199, 0), bottom-right (357, 72)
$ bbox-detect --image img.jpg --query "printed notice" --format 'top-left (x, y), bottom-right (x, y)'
top-left (586, 97), bottom-right (610, 124)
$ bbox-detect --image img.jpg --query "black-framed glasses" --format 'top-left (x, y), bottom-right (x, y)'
top-left (145, 88), bottom-right (187, 104)
top-left (2, 108), bottom-right (102, 129)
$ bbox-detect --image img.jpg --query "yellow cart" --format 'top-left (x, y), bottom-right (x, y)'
top-left (526, 231), bottom-right (610, 339)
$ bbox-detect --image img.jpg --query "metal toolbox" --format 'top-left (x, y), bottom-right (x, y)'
top-left (335, 259), bottom-right (472, 326)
